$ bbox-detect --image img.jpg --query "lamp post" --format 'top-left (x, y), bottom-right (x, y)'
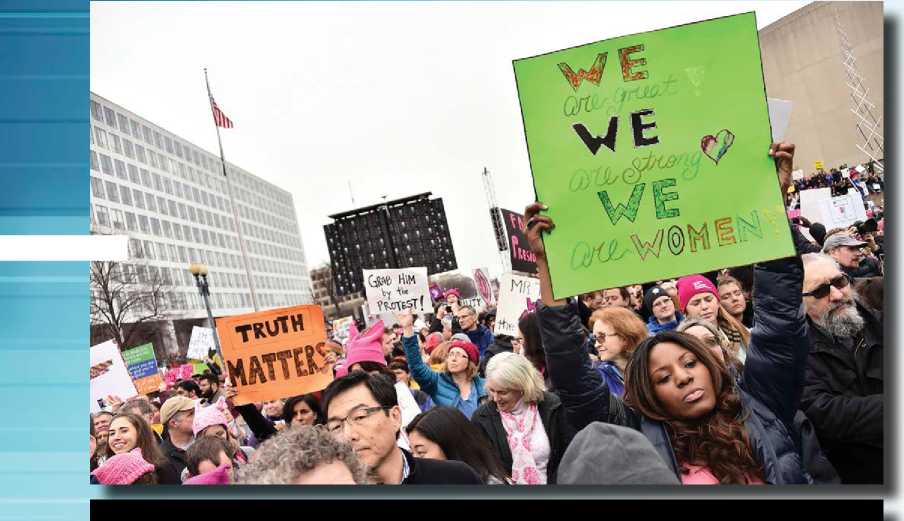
top-left (189, 263), bottom-right (223, 362)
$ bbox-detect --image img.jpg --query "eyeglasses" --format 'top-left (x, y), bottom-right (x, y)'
top-left (446, 351), bottom-right (469, 360)
top-left (594, 332), bottom-right (620, 344)
top-left (326, 405), bottom-right (388, 434)
top-left (802, 275), bottom-right (850, 299)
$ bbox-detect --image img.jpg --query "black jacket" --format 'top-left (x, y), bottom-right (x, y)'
top-left (158, 439), bottom-right (188, 484)
top-left (471, 391), bottom-right (575, 484)
top-left (400, 448), bottom-right (483, 484)
top-left (538, 255), bottom-right (812, 484)
top-left (800, 301), bottom-right (883, 484)
top-left (478, 337), bottom-right (514, 378)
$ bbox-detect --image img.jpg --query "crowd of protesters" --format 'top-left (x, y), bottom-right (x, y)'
top-left (791, 159), bottom-right (884, 197)
top-left (90, 142), bottom-right (883, 486)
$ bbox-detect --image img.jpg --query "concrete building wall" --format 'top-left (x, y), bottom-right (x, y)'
top-left (759, 1), bottom-right (883, 173)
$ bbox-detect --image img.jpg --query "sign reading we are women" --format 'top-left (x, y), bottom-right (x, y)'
top-left (514, 13), bottom-right (794, 299)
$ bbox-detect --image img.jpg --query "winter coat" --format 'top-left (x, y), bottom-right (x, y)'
top-left (538, 255), bottom-right (812, 484)
top-left (646, 312), bottom-right (684, 334)
top-left (465, 325), bottom-right (496, 358)
top-left (471, 391), bottom-right (575, 484)
top-left (402, 335), bottom-right (486, 418)
top-left (400, 448), bottom-right (483, 484)
top-left (799, 300), bottom-right (883, 484)
top-left (478, 337), bottom-right (514, 378)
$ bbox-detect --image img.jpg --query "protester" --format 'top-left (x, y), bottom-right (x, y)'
top-left (406, 407), bottom-right (510, 484)
top-left (716, 275), bottom-right (751, 329)
top-left (455, 305), bottom-right (495, 358)
top-left (588, 307), bottom-right (649, 397)
top-left (643, 285), bottom-right (683, 334)
top-left (520, 140), bottom-right (816, 485)
top-left (557, 423), bottom-right (680, 485)
top-left (174, 380), bottom-right (201, 399)
top-left (677, 274), bottom-right (750, 364)
top-left (237, 426), bottom-right (368, 485)
top-left (159, 395), bottom-right (196, 477)
top-left (90, 416), bottom-right (99, 473)
top-left (390, 359), bottom-right (435, 413)
top-left (401, 311), bottom-right (485, 419)
top-left (92, 411), bottom-right (114, 465)
top-left (120, 397), bottom-right (162, 443)
top-left (478, 335), bottom-right (513, 378)
top-left (602, 287), bottom-right (631, 309)
top-left (198, 373), bottom-right (223, 405)
top-left (262, 399), bottom-right (285, 425)
top-left (192, 396), bottom-right (254, 467)
top-left (799, 253), bottom-right (883, 484)
top-left (92, 448), bottom-right (158, 485)
top-left (322, 371), bottom-right (483, 484)
top-left (428, 340), bottom-right (449, 371)
top-left (184, 436), bottom-right (235, 484)
top-left (822, 234), bottom-right (882, 279)
top-left (282, 394), bottom-right (324, 427)
top-left (105, 412), bottom-right (180, 484)
top-left (517, 312), bottom-right (548, 383)
top-left (580, 290), bottom-right (605, 311)
top-left (472, 352), bottom-right (574, 484)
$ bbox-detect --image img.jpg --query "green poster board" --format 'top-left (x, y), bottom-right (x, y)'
top-left (513, 13), bottom-right (794, 300)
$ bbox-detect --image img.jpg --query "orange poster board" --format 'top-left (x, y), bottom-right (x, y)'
top-left (216, 304), bottom-right (333, 405)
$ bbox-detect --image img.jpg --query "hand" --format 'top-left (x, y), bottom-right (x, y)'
top-left (524, 202), bottom-right (554, 260)
top-left (768, 142), bottom-right (795, 199)
top-left (106, 395), bottom-right (124, 412)
top-left (223, 382), bottom-right (238, 402)
top-left (324, 351), bottom-right (338, 366)
top-left (395, 310), bottom-right (415, 337)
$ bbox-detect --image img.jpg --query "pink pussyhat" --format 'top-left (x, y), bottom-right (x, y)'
top-left (91, 448), bottom-right (155, 485)
top-left (184, 463), bottom-right (232, 485)
top-left (335, 320), bottom-right (385, 378)
top-left (192, 396), bottom-right (236, 437)
top-left (676, 275), bottom-right (719, 313)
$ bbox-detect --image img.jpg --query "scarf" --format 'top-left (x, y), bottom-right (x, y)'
top-left (499, 400), bottom-right (546, 485)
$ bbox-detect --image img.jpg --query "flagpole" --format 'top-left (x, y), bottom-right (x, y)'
top-left (204, 68), bottom-right (260, 312)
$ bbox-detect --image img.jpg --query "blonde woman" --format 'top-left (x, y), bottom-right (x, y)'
top-left (471, 352), bottom-right (575, 484)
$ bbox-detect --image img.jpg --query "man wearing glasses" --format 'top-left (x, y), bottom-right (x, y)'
top-left (799, 253), bottom-right (883, 484)
top-left (455, 305), bottom-right (495, 359)
top-left (321, 371), bottom-right (483, 484)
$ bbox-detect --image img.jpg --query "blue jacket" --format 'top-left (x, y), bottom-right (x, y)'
top-left (402, 335), bottom-right (486, 419)
top-left (465, 325), bottom-right (495, 358)
top-left (538, 254), bottom-right (811, 484)
top-left (646, 312), bottom-right (684, 334)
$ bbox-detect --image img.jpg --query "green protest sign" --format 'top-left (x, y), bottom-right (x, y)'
top-left (513, 12), bottom-right (794, 300)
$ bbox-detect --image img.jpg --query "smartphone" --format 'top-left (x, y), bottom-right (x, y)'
top-left (446, 306), bottom-right (453, 313)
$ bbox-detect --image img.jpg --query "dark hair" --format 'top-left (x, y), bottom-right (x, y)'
top-left (200, 373), bottom-right (219, 386)
top-left (406, 407), bottom-right (510, 484)
top-left (517, 311), bottom-right (545, 375)
top-left (348, 360), bottom-right (396, 380)
top-left (389, 360), bottom-right (409, 374)
top-left (186, 435), bottom-right (233, 477)
top-left (605, 287), bottom-right (631, 303)
top-left (121, 397), bottom-right (154, 419)
top-left (176, 380), bottom-right (201, 397)
top-left (624, 331), bottom-right (764, 484)
top-left (105, 412), bottom-right (169, 470)
top-left (322, 372), bottom-right (398, 429)
top-left (282, 394), bottom-right (324, 426)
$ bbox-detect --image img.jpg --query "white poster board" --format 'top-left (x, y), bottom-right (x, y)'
top-left (90, 340), bottom-right (138, 413)
top-left (791, 169), bottom-right (804, 181)
top-left (363, 267), bottom-right (431, 314)
top-left (767, 97), bottom-right (793, 142)
top-left (187, 326), bottom-right (216, 360)
top-left (493, 273), bottom-right (541, 337)
top-left (800, 188), bottom-right (867, 230)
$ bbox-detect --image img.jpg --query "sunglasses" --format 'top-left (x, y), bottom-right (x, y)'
top-left (802, 275), bottom-right (850, 299)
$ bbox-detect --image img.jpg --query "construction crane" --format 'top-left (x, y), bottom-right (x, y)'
top-left (481, 167), bottom-right (511, 274)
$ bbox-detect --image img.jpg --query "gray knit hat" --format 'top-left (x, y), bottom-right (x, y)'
top-left (557, 422), bottom-right (680, 485)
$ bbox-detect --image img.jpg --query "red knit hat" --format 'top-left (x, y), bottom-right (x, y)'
top-left (424, 332), bottom-right (444, 354)
top-left (676, 275), bottom-right (719, 313)
top-left (449, 339), bottom-right (479, 365)
top-left (91, 448), bottom-right (155, 485)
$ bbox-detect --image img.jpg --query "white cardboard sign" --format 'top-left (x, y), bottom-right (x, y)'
top-left (800, 188), bottom-right (867, 230)
top-left (767, 97), bottom-right (793, 142)
top-left (187, 326), bottom-right (216, 360)
top-left (90, 339), bottom-right (138, 413)
top-left (493, 273), bottom-right (541, 337)
top-left (363, 267), bottom-right (431, 314)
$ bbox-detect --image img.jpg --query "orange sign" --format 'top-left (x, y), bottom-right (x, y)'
top-left (216, 304), bottom-right (333, 405)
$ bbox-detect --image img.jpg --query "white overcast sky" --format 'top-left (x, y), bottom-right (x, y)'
top-left (91, 1), bottom-right (808, 278)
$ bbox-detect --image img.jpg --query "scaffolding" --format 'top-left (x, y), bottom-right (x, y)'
top-left (833, 5), bottom-right (883, 172)
top-left (481, 167), bottom-right (511, 273)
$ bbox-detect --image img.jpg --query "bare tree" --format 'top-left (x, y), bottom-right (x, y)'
top-left (90, 259), bottom-right (173, 350)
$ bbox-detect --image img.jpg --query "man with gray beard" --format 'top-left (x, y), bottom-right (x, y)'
top-left (799, 253), bottom-right (883, 484)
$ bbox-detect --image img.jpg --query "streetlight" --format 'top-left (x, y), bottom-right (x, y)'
top-left (189, 262), bottom-right (224, 363)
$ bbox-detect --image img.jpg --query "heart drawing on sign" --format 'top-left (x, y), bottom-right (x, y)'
top-left (700, 129), bottom-right (735, 164)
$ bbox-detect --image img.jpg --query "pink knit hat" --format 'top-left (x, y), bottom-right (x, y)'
top-left (184, 463), bottom-right (232, 485)
top-left (676, 275), bottom-right (719, 312)
top-left (444, 288), bottom-right (461, 300)
top-left (449, 339), bottom-right (479, 365)
top-left (424, 332), bottom-right (444, 355)
top-left (335, 320), bottom-right (386, 378)
top-left (192, 397), bottom-right (235, 437)
top-left (91, 448), bottom-right (155, 485)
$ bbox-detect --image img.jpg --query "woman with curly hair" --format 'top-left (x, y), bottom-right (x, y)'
top-left (517, 141), bottom-right (814, 485)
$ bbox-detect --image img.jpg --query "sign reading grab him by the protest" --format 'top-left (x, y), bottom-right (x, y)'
top-left (217, 304), bottom-right (332, 405)
top-left (494, 273), bottom-right (541, 337)
top-left (513, 12), bottom-right (795, 299)
top-left (363, 268), bottom-right (431, 314)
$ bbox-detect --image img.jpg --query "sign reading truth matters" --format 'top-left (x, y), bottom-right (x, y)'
top-left (513, 12), bottom-right (794, 299)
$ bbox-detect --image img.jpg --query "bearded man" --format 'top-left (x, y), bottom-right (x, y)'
top-left (799, 253), bottom-right (883, 484)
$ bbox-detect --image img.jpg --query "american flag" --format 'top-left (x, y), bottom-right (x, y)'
top-left (210, 97), bottom-right (233, 129)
